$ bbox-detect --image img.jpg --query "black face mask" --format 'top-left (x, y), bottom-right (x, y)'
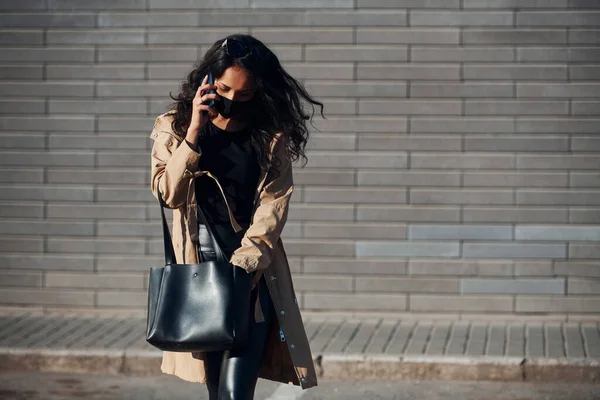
top-left (214, 96), bottom-right (257, 120)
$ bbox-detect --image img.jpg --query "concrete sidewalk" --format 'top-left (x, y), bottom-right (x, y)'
top-left (1, 312), bottom-right (599, 383)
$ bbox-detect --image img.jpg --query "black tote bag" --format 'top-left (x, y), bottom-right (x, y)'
top-left (146, 190), bottom-right (252, 352)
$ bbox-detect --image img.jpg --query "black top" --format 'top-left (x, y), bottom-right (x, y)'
top-left (194, 121), bottom-right (261, 226)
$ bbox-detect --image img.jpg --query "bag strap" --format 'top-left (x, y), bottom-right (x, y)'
top-left (157, 189), bottom-right (228, 265)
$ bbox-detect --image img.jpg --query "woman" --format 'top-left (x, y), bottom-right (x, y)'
top-left (148, 34), bottom-right (324, 399)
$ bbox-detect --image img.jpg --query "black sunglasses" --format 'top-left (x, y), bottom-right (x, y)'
top-left (221, 38), bottom-right (269, 63)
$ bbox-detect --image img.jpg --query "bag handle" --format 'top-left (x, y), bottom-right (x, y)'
top-left (157, 189), bottom-right (228, 265)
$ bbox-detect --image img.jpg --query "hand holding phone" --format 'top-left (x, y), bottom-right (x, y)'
top-left (202, 71), bottom-right (216, 115)
top-left (187, 72), bottom-right (219, 141)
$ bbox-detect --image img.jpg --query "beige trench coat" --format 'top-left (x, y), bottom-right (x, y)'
top-left (148, 110), bottom-right (317, 389)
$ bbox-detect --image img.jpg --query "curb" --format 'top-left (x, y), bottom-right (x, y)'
top-left (2, 348), bottom-right (599, 383)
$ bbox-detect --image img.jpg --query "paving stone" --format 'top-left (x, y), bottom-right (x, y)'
top-left (487, 325), bottom-right (506, 356)
top-left (426, 324), bottom-right (451, 355)
top-left (582, 324), bottom-right (600, 357)
top-left (310, 320), bottom-right (342, 353)
top-left (565, 325), bottom-right (585, 358)
top-left (365, 320), bottom-right (397, 354)
top-left (546, 323), bottom-right (565, 358)
top-left (466, 324), bottom-right (487, 356)
top-left (446, 322), bottom-right (470, 356)
top-left (345, 320), bottom-right (379, 354)
top-left (507, 324), bottom-right (526, 357)
top-left (385, 321), bottom-right (415, 355)
top-left (326, 319), bottom-right (361, 353)
top-left (405, 322), bottom-right (432, 355)
top-left (527, 324), bottom-right (545, 357)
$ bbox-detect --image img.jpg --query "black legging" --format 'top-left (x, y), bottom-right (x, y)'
top-left (198, 223), bottom-right (274, 400)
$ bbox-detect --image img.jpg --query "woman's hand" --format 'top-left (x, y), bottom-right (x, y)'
top-left (186, 74), bottom-right (219, 147)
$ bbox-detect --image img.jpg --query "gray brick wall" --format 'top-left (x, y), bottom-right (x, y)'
top-left (0, 1), bottom-right (599, 319)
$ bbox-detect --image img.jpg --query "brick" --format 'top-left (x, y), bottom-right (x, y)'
top-left (317, 116), bottom-right (410, 132)
top-left (358, 171), bottom-right (461, 187)
top-left (306, 134), bottom-right (355, 151)
top-left (258, 45), bottom-right (302, 62)
top-left (197, 10), bottom-right (305, 26)
top-left (49, 0), bottom-right (146, 9)
top-left (0, 13), bottom-right (95, 27)
top-left (0, 185), bottom-right (93, 201)
top-left (463, 243), bottom-right (567, 259)
top-left (97, 82), bottom-right (178, 97)
top-left (555, 261), bottom-right (600, 278)
top-left (461, 278), bottom-right (565, 295)
top-left (517, 11), bottom-right (600, 26)
top-left (463, 64), bottom-right (567, 80)
top-left (463, 0), bottom-right (567, 7)
top-left (0, 99), bottom-right (44, 114)
top-left (411, 11), bottom-right (513, 26)
top-left (97, 152), bottom-right (147, 168)
top-left (49, 135), bottom-right (143, 150)
top-left (305, 187), bottom-right (406, 204)
top-left (0, 47), bottom-right (94, 62)
top-left (517, 189), bottom-right (600, 205)
top-left (411, 83), bottom-right (513, 98)
top-left (356, 241), bottom-right (460, 258)
top-left (0, 151), bottom-right (95, 167)
top-left (283, 239), bottom-right (354, 257)
top-left (98, 221), bottom-right (164, 237)
top-left (253, 28), bottom-right (353, 44)
top-left (97, 46), bottom-right (199, 62)
top-left (569, 0), bottom-right (600, 8)
top-left (288, 204), bottom-right (354, 221)
top-left (0, 202), bottom-right (43, 218)
top-left (568, 278), bottom-right (600, 295)
top-left (0, 65), bottom-right (43, 80)
top-left (47, 65), bottom-right (145, 80)
top-left (356, 28), bottom-right (457, 44)
top-left (465, 136), bottom-right (569, 152)
top-left (409, 224), bottom-right (512, 241)
top-left (253, 0), bottom-right (351, 7)
top-left (571, 173), bottom-right (600, 188)
top-left (358, 135), bottom-right (461, 151)
top-left (0, 288), bottom-right (94, 306)
top-left (0, 30), bottom-right (43, 45)
top-left (290, 275), bottom-right (353, 292)
top-left (304, 222), bottom-right (407, 240)
top-left (304, 258), bottom-right (406, 275)
top-left (570, 244), bottom-right (600, 259)
top-left (516, 225), bottom-right (600, 241)
top-left (516, 296), bottom-right (600, 313)
top-left (570, 47), bottom-right (600, 62)
top-left (147, 28), bottom-right (248, 45)
top-left (45, 272), bottom-right (144, 289)
top-left (411, 154), bottom-right (515, 170)
top-left (47, 29), bottom-right (144, 44)
top-left (305, 45), bottom-right (408, 62)
top-left (0, 271), bottom-right (42, 287)
top-left (571, 137), bottom-right (600, 152)
top-left (515, 262), bottom-right (554, 277)
top-left (1, 117), bottom-right (94, 132)
top-left (411, 117), bottom-right (514, 133)
top-left (99, 11), bottom-right (199, 27)
top-left (281, 63), bottom-right (355, 80)
top-left (306, 10), bottom-right (408, 26)
top-left (47, 169), bottom-right (146, 185)
top-left (0, 237), bottom-right (43, 252)
top-left (568, 29), bottom-right (600, 44)
top-left (0, 254), bottom-right (93, 271)
top-left (356, 277), bottom-right (459, 293)
top-left (464, 29), bottom-right (566, 45)
top-left (0, 168), bottom-right (43, 183)
top-left (463, 207), bottom-right (568, 223)
top-left (149, 0), bottom-right (247, 7)
top-left (0, 0), bottom-right (46, 10)
top-left (293, 169), bottom-right (354, 186)
top-left (410, 295), bottom-right (513, 312)
top-left (48, 203), bottom-right (146, 220)
top-left (0, 133), bottom-right (45, 149)
top-left (303, 293), bottom-right (407, 311)
top-left (358, 63), bottom-right (460, 80)
top-left (96, 290), bottom-right (146, 307)
top-left (519, 155), bottom-right (600, 170)
top-left (463, 172), bottom-right (568, 187)
top-left (517, 83), bottom-right (600, 98)
top-left (358, 205), bottom-right (460, 222)
top-left (518, 118), bottom-right (600, 133)
top-left (359, 100), bottom-right (461, 116)
top-left (97, 116), bottom-right (154, 132)
top-left (517, 47), bottom-right (570, 62)
top-left (465, 100), bottom-right (568, 115)
top-left (97, 255), bottom-right (162, 272)
top-left (358, 0), bottom-right (459, 7)
top-left (47, 237), bottom-right (146, 254)
top-left (412, 46), bottom-right (514, 62)
top-left (571, 66), bottom-right (600, 80)
top-left (570, 208), bottom-right (600, 224)
top-left (0, 220), bottom-right (94, 236)
top-left (303, 151), bottom-right (407, 168)
top-left (50, 98), bottom-right (146, 115)
top-left (0, 82), bottom-right (93, 97)
top-left (96, 187), bottom-right (154, 203)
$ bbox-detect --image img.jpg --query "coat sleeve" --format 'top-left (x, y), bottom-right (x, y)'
top-left (149, 114), bottom-right (201, 209)
top-left (229, 134), bottom-right (294, 274)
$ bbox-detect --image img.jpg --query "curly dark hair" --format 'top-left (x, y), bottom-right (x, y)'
top-left (167, 33), bottom-right (324, 174)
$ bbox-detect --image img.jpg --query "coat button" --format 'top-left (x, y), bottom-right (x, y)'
top-left (270, 276), bottom-right (276, 281)
top-left (293, 297), bottom-right (297, 304)
top-left (290, 344), bottom-right (295, 349)
top-left (301, 377), bottom-right (306, 383)
top-left (280, 311), bottom-right (285, 315)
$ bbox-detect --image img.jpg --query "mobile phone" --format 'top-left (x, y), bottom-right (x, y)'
top-left (202, 71), bottom-right (215, 115)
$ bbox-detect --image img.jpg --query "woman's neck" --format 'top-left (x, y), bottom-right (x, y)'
top-left (211, 115), bottom-right (248, 132)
